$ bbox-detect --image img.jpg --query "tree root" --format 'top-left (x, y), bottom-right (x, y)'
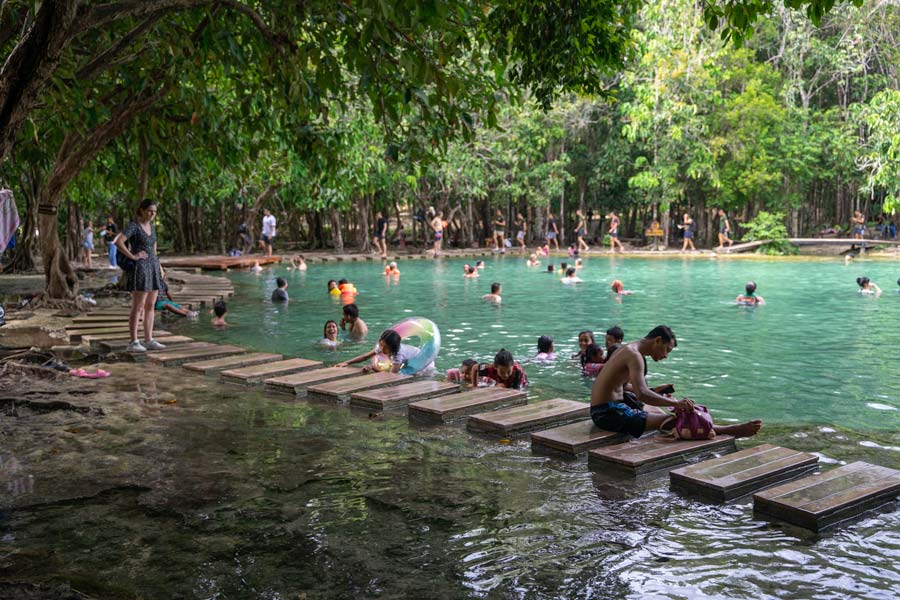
top-left (0, 396), bottom-right (101, 415)
top-left (23, 293), bottom-right (92, 311)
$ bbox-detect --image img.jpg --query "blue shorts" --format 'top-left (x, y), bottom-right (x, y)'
top-left (591, 402), bottom-right (647, 438)
top-left (577, 228), bottom-right (585, 237)
top-left (609, 231), bottom-right (618, 238)
top-left (261, 234), bottom-right (274, 244)
top-left (547, 231), bottom-right (557, 240)
top-left (684, 230), bottom-right (693, 239)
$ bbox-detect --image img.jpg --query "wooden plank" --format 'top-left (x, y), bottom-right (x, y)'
top-left (306, 372), bottom-right (411, 403)
top-left (98, 335), bottom-right (194, 352)
top-left (349, 380), bottom-right (460, 411)
top-left (466, 399), bottom-right (589, 436)
top-left (66, 322), bottom-right (133, 331)
top-left (220, 358), bottom-right (322, 385)
top-left (182, 352), bottom-right (283, 375)
top-left (588, 435), bottom-right (736, 476)
top-left (753, 461), bottom-right (900, 531)
top-left (147, 344), bottom-right (245, 367)
top-left (408, 387), bottom-right (527, 424)
top-left (530, 405), bottom-right (668, 456)
top-left (81, 330), bottom-right (171, 344)
top-left (670, 444), bottom-right (818, 501)
top-left (263, 367), bottom-right (366, 396)
top-left (67, 327), bottom-right (132, 341)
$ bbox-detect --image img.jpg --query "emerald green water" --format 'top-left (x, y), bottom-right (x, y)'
top-left (3, 255), bottom-right (900, 599)
top-left (181, 255), bottom-right (900, 430)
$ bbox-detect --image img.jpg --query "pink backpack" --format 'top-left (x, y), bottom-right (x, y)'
top-left (663, 404), bottom-right (716, 440)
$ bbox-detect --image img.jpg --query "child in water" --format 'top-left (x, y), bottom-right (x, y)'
top-left (475, 260), bottom-right (485, 270)
top-left (535, 335), bottom-right (556, 361)
top-left (320, 320), bottom-right (340, 348)
top-left (340, 303), bottom-right (368, 339)
top-left (581, 343), bottom-right (605, 377)
top-left (337, 329), bottom-right (436, 374)
top-left (384, 261), bottom-right (401, 276)
top-left (288, 255), bottom-right (307, 271)
top-left (482, 282), bottom-right (502, 304)
top-left (471, 349), bottom-right (528, 389)
top-left (561, 267), bottom-right (583, 284)
top-left (446, 358), bottom-right (478, 383)
top-left (735, 281), bottom-right (765, 305)
top-left (211, 300), bottom-right (228, 327)
top-left (546, 264), bottom-right (555, 273)
top-left (857, 276), bottom-right (882, 296)
top-left (604, 325), bottom-right (624, 361)
top-left (463, 264), bottom-right (479, 278)
top-left (571, 330), bottom-right (595, 360)
top-left (526, 253), bottom-right (541, 267)
top-left (327, 279), bottom-right (340, 297)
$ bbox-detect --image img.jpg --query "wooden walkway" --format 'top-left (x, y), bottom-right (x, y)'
top-left (728, 237), bottom-right (900, 253)
top-left (65, 271), bottom-right (899, 533)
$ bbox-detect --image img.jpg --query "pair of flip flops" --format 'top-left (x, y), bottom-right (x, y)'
top-left (68, 368), bottom-right (110, 379)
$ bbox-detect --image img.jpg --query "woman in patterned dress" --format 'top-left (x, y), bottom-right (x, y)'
top-left (114, 199), bottom-right (166, 352)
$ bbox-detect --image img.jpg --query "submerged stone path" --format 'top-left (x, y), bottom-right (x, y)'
top-left (66, 273), bottom-right (900, 533)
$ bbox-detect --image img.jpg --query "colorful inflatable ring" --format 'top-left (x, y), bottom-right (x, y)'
top-left (371, 317), bottom-right (441, 375)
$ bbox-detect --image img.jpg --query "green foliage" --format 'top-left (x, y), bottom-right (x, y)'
top-left (856, 90), bottom-right (900, 216)
top-left (742, 211), bottom-right (796, 254)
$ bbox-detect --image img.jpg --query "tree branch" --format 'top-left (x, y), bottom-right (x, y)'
top-left (76, 13), bottom-right (165, 80)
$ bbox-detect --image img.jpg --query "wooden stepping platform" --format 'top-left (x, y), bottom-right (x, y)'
top-left (147, 344), bottom-right (245, 367)
top-left (67, 327), bottom-right (132, 341)
top-left (588, 435), bottom-right (736, 476)
top-left (530, 405), bottom-right (669, 456)
top-left (71, 316), bottom-right (134, 324)
top-left (263, 367), bottom-right (366, 396)
top-left (306, 372), bottom-right (411, 403)
top-left (183, 352), bottom-right (283, 375)
top-left (753, 461), bottom-right (900, 531)
top-left (408, 387), bottom-right (527, 424)
top-left (98, 336), bottom-right (195, 352)
top-left (349, 380), bottom-right (460, 411)
top-left (81, 329), bottom-right (171, 345)
top-left (66, 322), bottom-right (132, 331)
top-left (670, 444), bottom-right (818, 501)
top-left (220, 358), bottom-right (322, 385)
top-left (467, 398), bottom-right (589, 436)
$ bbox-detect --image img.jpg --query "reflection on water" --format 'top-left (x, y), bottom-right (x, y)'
top-left (1, 366), bottom-right (899, 598)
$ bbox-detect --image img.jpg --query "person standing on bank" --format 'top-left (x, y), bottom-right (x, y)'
top-left (678, 212), bottom-right (696, 252)
top-left (546, 211), bottom-right (560, 251)
top-left (104, 215), bottom-right (118, 268)
top-left (374, 211), bottom-right (388, 259)
top-left (115, 199), bottom-right (166, 353)
top-left (260, 208), bottom-right (276, 257)
top-left (575, 209), bottom-right (591, 252)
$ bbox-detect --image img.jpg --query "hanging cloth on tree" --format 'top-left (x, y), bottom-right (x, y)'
top-left (0, 189), bottom-right (20, 251)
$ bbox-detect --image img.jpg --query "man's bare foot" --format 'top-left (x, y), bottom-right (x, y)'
top-left (715, 420), bottom-right (762, 438)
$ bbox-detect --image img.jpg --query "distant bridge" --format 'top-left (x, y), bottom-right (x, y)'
top-left (726, 238), bottom-right (900, 253)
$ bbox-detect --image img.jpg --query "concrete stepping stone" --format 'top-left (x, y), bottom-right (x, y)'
top-left (147, 344), bottom-right (245, 367)
top-left (182, 352), bottom-right (283, 375)
top-left (670, 444), bottom-right (818, 501)
top-left (349, 380), bottom-right (460, 411)
top-left (263, 367), bottom-right (366, 396)
top-left (98, 335), bottom-right (194, 352)
top-left (220, 358), bottom-right (322, 385)
top-left (408, 387), bottom-right (527, 424)
top-left (588, 435), bottom-right (736, 476)
top-left (530, 405), bottom-right (669, 456)
top-left (306, 372), bottom-right (411, 403)
top-left (467, 398), bottom-right (589, 436)
top-left (753, 461), bottom-right (900, 531)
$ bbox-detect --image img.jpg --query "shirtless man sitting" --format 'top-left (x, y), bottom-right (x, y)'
top-left (590, 325), bottom-right (762, 439)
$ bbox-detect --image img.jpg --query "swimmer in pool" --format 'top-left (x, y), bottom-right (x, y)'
top-left (526, 253), bottom-right (541, 267)
top-left (572, 330), bottom-right (595, 361)
top-left (856, 276), bottom-right (882, 296)
top-left (611, 280), bottom-right (633, 295)
top-left (561, 267), bottom-right (583, 284)
top-left (736, 281), bottom-right (766, 305)
top-left (535, 335), bottom-right (556, 361)
top-left (463, 264), bottom-right (479, 278)
top-left (320, 320), bottom-right (340, 348)
top-left (482, 282), bottom-right (502, 304)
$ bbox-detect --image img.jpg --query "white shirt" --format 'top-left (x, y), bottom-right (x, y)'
top-left (262, 214), bottom-right (276, 237)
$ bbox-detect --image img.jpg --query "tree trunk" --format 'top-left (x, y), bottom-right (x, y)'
top-left (0, 1), bottom-right (80, 162)
top-left (357, 197), bottom-right (372, 253)
top-left (330, 207), bottom-right (344, 253)
top-left (37, 204), bottom-right (79, 300)
top-left (138, 133), bottom-right (150, 200)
